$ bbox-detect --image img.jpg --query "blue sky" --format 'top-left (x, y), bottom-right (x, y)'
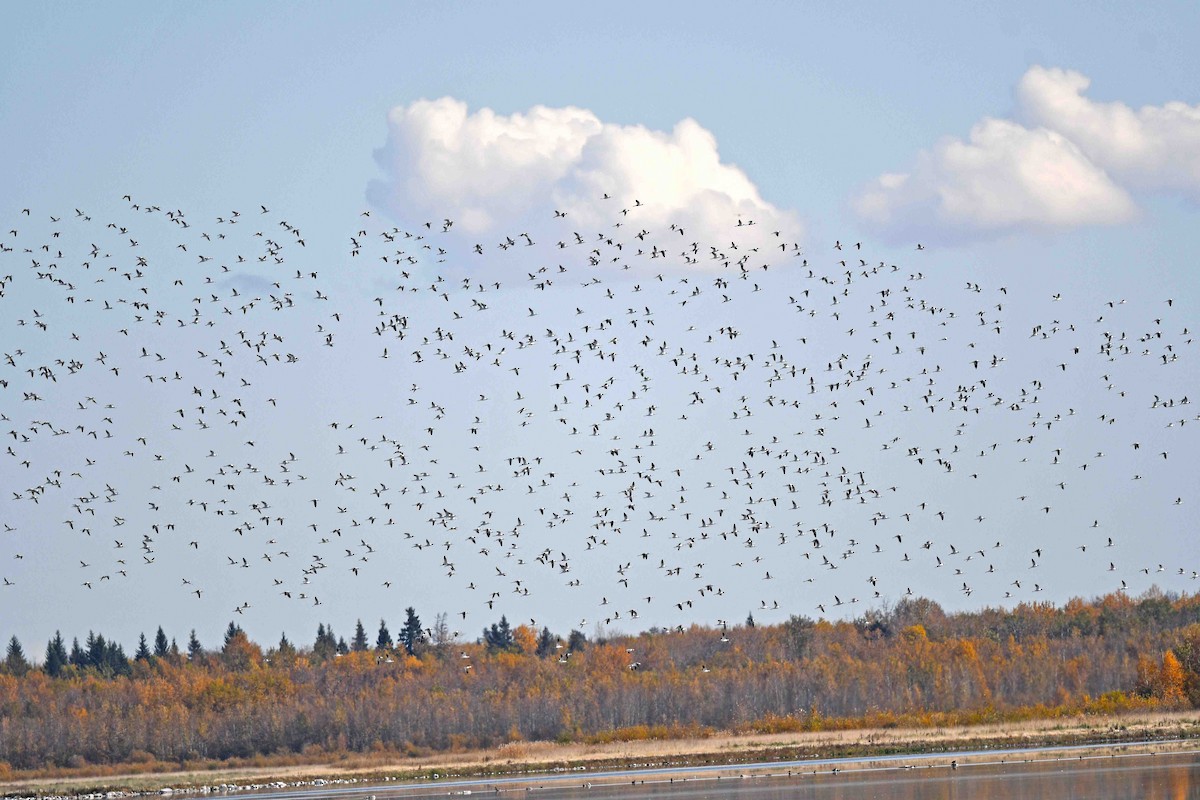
top-left (2, 2), bottom-right (1198, 653)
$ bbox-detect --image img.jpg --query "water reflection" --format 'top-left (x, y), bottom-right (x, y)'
top-left (529, 755), bottom-right (1199, 800)
top-left (237, 754), bottom-right (1200, 800)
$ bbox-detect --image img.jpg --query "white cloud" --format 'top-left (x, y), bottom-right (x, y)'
top-left (1017, 66), bottom-right (1200, 198)
top-left (369, 98), bottom-right (602, 233)
top-left (853, 117), bottom-right (1135, 239)
top-left (854, 65), bottom-right (1200, 242)
top-left (368, 97), bottom-right (799, 246)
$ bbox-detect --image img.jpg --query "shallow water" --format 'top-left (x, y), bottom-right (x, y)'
top-left (546, 756), bottom-right (1200, 799)
top-left (237, 751), bottom-right (1200, 800)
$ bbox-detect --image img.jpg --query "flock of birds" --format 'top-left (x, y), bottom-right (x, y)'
top-left (1, 193), bottom-right (1196, 642)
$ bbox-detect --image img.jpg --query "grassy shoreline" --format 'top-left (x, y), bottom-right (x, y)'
top-left (4, 710), bottom-right (1199, 798)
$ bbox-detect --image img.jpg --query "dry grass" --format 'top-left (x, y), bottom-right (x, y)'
top-left (4, 709), bottom-right (1199, 797)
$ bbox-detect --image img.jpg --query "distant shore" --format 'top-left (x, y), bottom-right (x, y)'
top-left (3, 710), bottom-right (1199, 798)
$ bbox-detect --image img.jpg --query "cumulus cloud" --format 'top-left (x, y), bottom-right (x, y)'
top-left (854, 117), bottom-right (1135, 238)
top-left (1017, 66), bottom-right (1200, 197)
top-left (368, 97), bottom-right (799, 246)
top-left (855, 66), bottom-right (1200, 242)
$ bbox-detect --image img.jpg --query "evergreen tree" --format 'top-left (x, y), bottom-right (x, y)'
top-left (44, 631), bottom-right (68, 677)
top-left (336, 636), bottom-right (349, 656)
top-left (271, 632), bottom-right (296, 667)
top-left (746, 612), bottom-right (756, 629)
top-left (187, 629), bottom-right (203, 661)
top-left (220, 626), bottom-right (258, 671)
top-left (567, 629), bottom-right (588, 652)
top-left (313, 623), bottom-right (337, 661)
top-left (352, 619), bottom-right (369, 652)
top-left (5, 635), bottom-right (29, 676)
top-left (375, 619), bottom-right (393, 651)
top-left (103, 641), bottom-right (130, 675)
top-left (170, 638), bottom-right (181, 661)
top-left (135, 632), bottom-right (152, 661)
top-left (536, 626), bottom-right (557, 657)
top-left (484, 616), bottom-right (514, 651)
top-left (86, 631), bottom-right (106, 669)
top-left (79, 632), bottom-right (128, 676)
top-left (153, 626), bottom-right (170, 658)
top-left (399, 606), bottom-right (425, 655)
top-left (69, 636), bottom-right (87, 668)
top-left (224, 620), bottom-right (243, 646)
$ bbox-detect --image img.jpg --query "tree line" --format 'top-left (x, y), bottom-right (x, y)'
top-left (2, 606), bottom-right (444, 679)
top-left (2, 590), bottom-right (1200, 774)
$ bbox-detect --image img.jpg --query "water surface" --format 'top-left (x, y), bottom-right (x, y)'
top-left (238, 752), bottom-right (1200, 800)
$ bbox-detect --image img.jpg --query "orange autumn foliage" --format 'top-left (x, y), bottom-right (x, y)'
top-left (2, 590), bottom-right (1200, 772)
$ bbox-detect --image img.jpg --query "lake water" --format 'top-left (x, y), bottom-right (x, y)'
top-left (544, 756), bottom-right (1200, 799)
top-left (238, 751), bottom-right (1200, 800)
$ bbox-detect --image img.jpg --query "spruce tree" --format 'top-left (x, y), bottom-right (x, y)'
top-left (69, 636), bottom-right (87, 668)
top-left (352, 619), bottom-right (369, 652)
top-left (536, 626), bottom-right (557, 657)
top-left (375, 619), bottom-right (393, 651)
top-left (5, 635), bottom-right (29, 676)
top-left (86, 632), bottom-right (106, 669)
top-left (135, 632), bottom-right (152, 661)
top-left (153, 626), bottom-right (170, 658)
top-left (399, 606), bottom-right (425, 655)
top-left (44, 631), bottom-right (68, 677)
top-left (103, 641), bottom-right (130, 675)
top-left (484, 616), bottom-right (514, 651)
top-left (336, 636), bottom-right (349, 656)
top-left (313, 623), bottom-right (336, 661)
top-left (187, 629), bottom-right (203, 661)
